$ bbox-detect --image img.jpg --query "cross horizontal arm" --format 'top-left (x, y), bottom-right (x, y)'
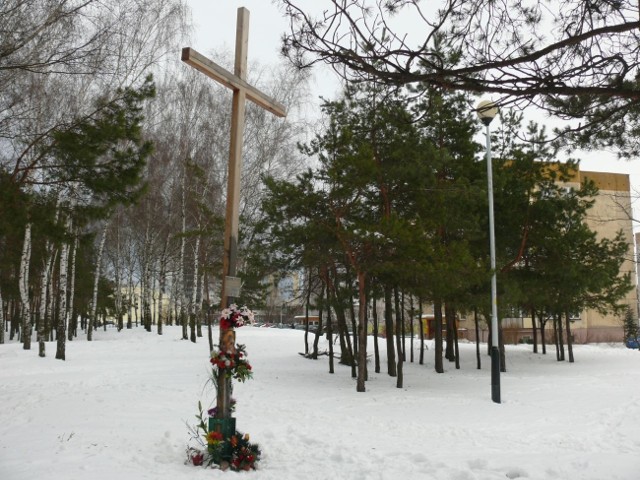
top-left (181, 47), bottom-right (287, 118)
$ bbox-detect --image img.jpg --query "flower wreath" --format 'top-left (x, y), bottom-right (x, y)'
top-left (220, 304), bottom-right (254, 329)
top-left (210, 343), bottom-right (253, 383)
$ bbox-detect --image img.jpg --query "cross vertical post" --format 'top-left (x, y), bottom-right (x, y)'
top-left (217, 6), bottom-right (249, 422)
top-left (181, 7), bottom-right (286, 433)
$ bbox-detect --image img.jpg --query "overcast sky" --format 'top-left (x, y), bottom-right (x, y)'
top-left (185, 0), bottom-right (640, 220)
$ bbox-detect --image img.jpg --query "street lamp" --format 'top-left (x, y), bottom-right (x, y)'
top-left (476, 100), bottom-right (501, 404)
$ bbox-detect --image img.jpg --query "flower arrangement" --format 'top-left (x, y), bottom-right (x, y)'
top-left (186, 305), bottom-right (261, 471)
top-left (210, 344), bottom-right (253, 382)
top-left (186, 402), bottom-right (262, 471)
top-left (228, 433), bottom-right (261, 471)
top-left (219, 304), bottom-right (254, 329)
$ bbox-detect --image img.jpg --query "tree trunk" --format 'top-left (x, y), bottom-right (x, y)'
top-left (142, 223), bottom-right (152, 333)
top-left (434, 300), bottom-right (444, 373)
top-left (0, 287), bottom-right (5, 345)
top-left (400, 290), bottom-right (406, 361)
top-left (345, 265), bottom-right (358, 358)
top-left (565, 310), bottom-right (575, 363)
top-left (157, 255), bottom-right (166, 336)
top-left (452, 307), bottom-right (460, 370)
top-left (303, 270), bottom-right (312, 356)
top-left (20, 223), bottom-right (32, 350)
top-left (474, 307), bottom-right (481, 369)
top-left (445, 303), bottom-right (457, 363)
top-left (204, 270), bottom-right (213, 353)
top-left (409, 295), bottom-right (414, 363)
top-left (113, 220), bottom-right (124, 332)
top-left (329, 264), bottom-right (354, 371)
top-left (326, 289), bottom-right (334, 374)
top-left (556, 314), bottom-right (565, 361)
top-left (372, 294), bottom-right (380, 373)
top-left (531, 309), bottom-right (538, 353)
top-left (179, 170), bottom-right (188, 340)
top-left (553, 315), bottom-right (560, 360)
top-left (383, 284), bottom-right (396, 377)
top-left (394, 286), bottom-right (403, 388)
top-left (126, 269), bottom-right (133, 329)
top-left (67, 233), bottom-right (78, 340)
top-left (190, 237), bottom-right (201, 343)
top-left (356, 271), bottom-right (367, 392)
top-left (499, 322), bottom-right (506, 373)
top-left (196, 273), bottom-right (203, 338)
top-left (56, 228), bottom-right (70, 360)
top-left (312, 282), bottom-right (325, 360)
top-left (88, 223), bottom-right (108, 341)
top-left (418, 299), bottom-right (425, 365)
top-left (38, 244), bottom-right (57, 356)
top-left (540, 318), bottom-right (547, 355)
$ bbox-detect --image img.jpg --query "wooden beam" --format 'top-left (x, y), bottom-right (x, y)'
top-left (181, 47), bottom-right (287, 118)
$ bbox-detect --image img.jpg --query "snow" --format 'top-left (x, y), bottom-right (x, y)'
top-left (1, 327), bottom-right (639, 479)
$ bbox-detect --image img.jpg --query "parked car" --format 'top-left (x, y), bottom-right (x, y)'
top-left (626, 337), bottom-right (639, 349)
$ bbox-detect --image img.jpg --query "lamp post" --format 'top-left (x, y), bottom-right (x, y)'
top-left (476, 100), bottom-right (501, 404)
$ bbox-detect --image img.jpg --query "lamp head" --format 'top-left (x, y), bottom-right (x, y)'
top-left (476, 100), bottom-right (498, 126)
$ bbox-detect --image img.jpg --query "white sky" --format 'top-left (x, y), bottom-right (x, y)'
top-left (186, 0), bottom-right (640, 222)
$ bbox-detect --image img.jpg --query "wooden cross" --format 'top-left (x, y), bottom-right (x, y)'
top-left (181, 7), bottom-right (286, 421)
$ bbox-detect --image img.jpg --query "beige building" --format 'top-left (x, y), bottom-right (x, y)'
top-left (464, 168), bottom-right (638, 344)
top-left (564, 170), bottom-right (637, 342)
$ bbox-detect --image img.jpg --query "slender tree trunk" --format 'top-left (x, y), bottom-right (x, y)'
top-left (384, 284), bottom-right (396, 377)
top-left (394, 286), bottom-right (403, 388)
top-left (303, 270), bottom-right (312, 355)
top-left (556, 314), bottom-right (565, 361)
top-left (142, 223), bottom-right (152, 333)
top-left (400, 290), bottom-right (406, 361)
top-left (189, 237), bottom-right (201, 343)
top-left (329, 264), bottom-right (354, 371)
top-left (204, 270), bottom-right (213, 353)
top-left (67, 233), bottom-right (78, 340)
top-left (553, 315), bottom-right (560, 360)
top-left (540, 318), bottom-right (547, 355)
top-left (356, 271), bottom-right (367, 392)
top-left (114, 220), bottom-right (124, 332)
top-left (126, 270), bottom-right (133, 329)
top-left (409, 295), bottom-right (414, 363)
top-left (565, 310), bottom-right (574, 363)
top-left (499, 322), bottom-right (506, 373)
top-left (88, 223), bottom-right (108, 341)
top-left (157, 255), bottom-right (166, 336)
top-left (56, 227), bottom-right (71, 360)
top-left (326, 289), bottom-right (334, 374)
top-left (345, 264), bottom-right (358, 358)
top-left (434, 300), bottom-right (444, 373)
top-left (531, 309), bottom-right (538, 353)
top-left (372, 294), bottom-right (380, 373)
top-left (452, 307), bottom-right (460, 370)
top-left (474, 307), bottom-right (481, 369)
top-left (418, 299), bottom-right (425, 365)
top-left (179, 170), bottom-right (188, 340)
top-left (196, 273), bottom-right (203, 338)
top-left (445, 304), bottom-right (456, 363)
top-left (20, 223), bottom-right (32, 350)
top-left (0, 287), bottom-right (5, 345)
top-left (38, 244), bottom-right (56, 356)
top-left (312, 282), bottom-right (325, 359)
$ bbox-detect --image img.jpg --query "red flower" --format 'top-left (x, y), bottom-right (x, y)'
top-left (191, 452), bottom-right (204, 466)
top-left (220, 318), bottom-right (231, 330)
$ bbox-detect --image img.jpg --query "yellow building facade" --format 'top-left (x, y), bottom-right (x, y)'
top-left (563, 170), bottom-right (637, 342)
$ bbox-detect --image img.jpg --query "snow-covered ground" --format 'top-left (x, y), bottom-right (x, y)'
top-left (1, 326), bottom-right (639, 480)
